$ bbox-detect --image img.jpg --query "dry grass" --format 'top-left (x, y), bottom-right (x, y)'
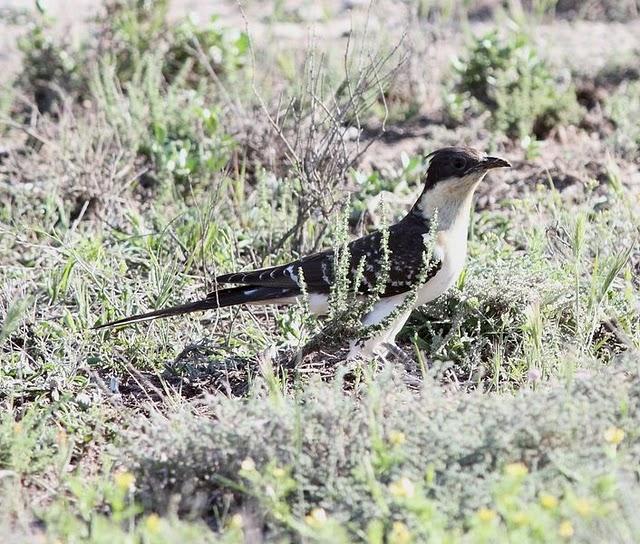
top-left (1, 1), bottom-right (639, 542)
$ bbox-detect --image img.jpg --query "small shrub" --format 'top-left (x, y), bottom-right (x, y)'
top-left (91, 50), bottom-right (236, 192)
top-left (17, 18), bottom-right (86, 111)
top-left (165, 15), bottom-right (249, 84)
top-left (95, 0), bottom-right (248, 85)
top-left (448, 30), bottom-right (580, 140)
top-left (93, 0), bottom-right (169, 83)
top-left (15, 0), bottom-right (248, 114)
top-left (0, 408), bottom-right (59, 475)
top-left (552, 0), bottom-right (640, 21)
top-left (606, 80), bottom-right (640, 158)
top-left (40, 469), bottom-right (221, 544)
top-left (124, 360), bottom-right (640, 541)
top-left (406, 246), bottom-right (567, 386)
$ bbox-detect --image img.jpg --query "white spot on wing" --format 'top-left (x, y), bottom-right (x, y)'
top-left (286, 265), bottom-right (299, 285)
top-left (321, 261), bottom-right (331, 284)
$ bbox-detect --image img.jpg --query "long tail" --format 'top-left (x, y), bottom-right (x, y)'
top-left (92, 286), bottom-right (297, 330)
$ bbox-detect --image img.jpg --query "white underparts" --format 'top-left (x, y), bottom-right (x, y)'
top-left (245, 292), bottom-right (329, 314)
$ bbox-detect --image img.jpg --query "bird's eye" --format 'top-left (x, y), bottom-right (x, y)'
top-left (452, 157), bottom-right (466, 170)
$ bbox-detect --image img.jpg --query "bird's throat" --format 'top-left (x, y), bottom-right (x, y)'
top-left (410, 173), bottom-right (484, 231)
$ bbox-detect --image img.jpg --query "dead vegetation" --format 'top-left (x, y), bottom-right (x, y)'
top-left (1, 0), bottom-right (639, 542)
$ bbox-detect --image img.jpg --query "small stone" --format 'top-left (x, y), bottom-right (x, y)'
top-left (76, 392), bottom-right (92, 409)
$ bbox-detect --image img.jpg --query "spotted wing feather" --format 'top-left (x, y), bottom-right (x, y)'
top-left (215, 215), bottom-right (441, 297)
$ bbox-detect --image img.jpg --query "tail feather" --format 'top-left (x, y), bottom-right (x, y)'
top-left (93, 286), bottom-right (297, 330)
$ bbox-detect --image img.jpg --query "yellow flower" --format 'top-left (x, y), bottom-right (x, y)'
top-left (604, 427), bottom-right (625, 446)
top-left (559, 520), bottom-right (574, 538)
top-left (305, 508), bottom-right (327, 527)
top-left (144, 514), bottom-right (160, 534)
top-left (56, 430), bottom-right (67, 445)
top-left (389, 477), bottom-right (416, 499)
top-left (240, 457), bottom-right (256, 472)
top-left (511, 511), bottom-right (530, 526)
top-left (389, 431), bottom-right (406, 446)
top-left (504, 462), bottom-right (528, 478)
top-left (389, 521), bottom-right (412, 544)
top-left (272, 467), bottom-right (286, 478)
top-left (114, 471), bottom-right (135, 491)
top-left (573, 498), bottom-right (592, 517)
top-left (228, 513), bottom-right (243, 529)
top-left (476, 507), bottom-right (497, 523)
top-left (539, 493), bottom-right (559, 510)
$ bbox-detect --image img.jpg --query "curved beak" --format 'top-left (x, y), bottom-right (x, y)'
top-left (482, 156), bottom-right (511, 170)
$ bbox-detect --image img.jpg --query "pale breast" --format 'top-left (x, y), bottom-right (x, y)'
top-left (416, 227), bottom-right (468, 306)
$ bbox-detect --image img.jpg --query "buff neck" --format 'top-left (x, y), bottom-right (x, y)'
top-left (407, 171), bottom-right (487, 231)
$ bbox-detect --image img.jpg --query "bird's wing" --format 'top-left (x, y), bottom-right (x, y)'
top-left (215, 251), bottom-right (334, 291)
top-left (94, 218), bottom-right (442, 329)
top-left (215, 216), bottom-right (441, 297)
top-left (345, 216), bottom-right (443, 296)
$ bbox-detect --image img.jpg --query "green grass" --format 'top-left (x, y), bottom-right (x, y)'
top-left (1, 0), bottom-right (639, 542)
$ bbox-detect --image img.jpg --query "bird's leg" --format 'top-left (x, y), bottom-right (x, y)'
top-left (381, 342), bottom-right (418, 377)
top-left (346, 294), bottom-right (413, 360)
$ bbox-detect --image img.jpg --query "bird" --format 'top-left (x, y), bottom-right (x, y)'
top-left (94, 146), bottom-right (510, 359)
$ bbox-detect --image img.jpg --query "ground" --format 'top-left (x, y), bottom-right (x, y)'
top-left (0, 0), bottom-right (639, 542)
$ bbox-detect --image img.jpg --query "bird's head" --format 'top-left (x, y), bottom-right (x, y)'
top-left (411, 146), bottom-right (510, 225)
top-left (424, 146), bottom-right (511, 193)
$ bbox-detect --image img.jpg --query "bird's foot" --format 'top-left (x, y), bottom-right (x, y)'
top-left (381, 342), bottom-right (421, 382)
top-left (346, 337), bottom-right (408, 363)
top-left (347, 339), bottom-right (421, 385)
top-left (346, 337), bottom-right (384, 361)
top-left (380, 342), bottom-right (415, 369)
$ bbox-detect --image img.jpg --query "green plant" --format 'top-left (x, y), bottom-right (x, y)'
top-left (165, 15), bottom-right (249, 84)
top-left (17, 16), bottom-right (86, 110)
top-left (96, 0), bottom-right (249, 85)
top-left (94, 0), bottom-right (169, 84)
top-left (15, 0), bottom-right (249, 117)
top-left (606, 80), bottom-right (640, 157)
top-left (0, 407), bottom-right (60, 475)
top-left (92, 57), bottom-right (235, 190)
top-left (40, 468), bottom-right (225, 543)
top-left (448, 30), bottom-right (580, 140)
top-left (122, 359), bottom-right (640, 542)
top-left (350, 152), bottom-right (426, 221)
top-left (553, 0), bottom-right (640, 21)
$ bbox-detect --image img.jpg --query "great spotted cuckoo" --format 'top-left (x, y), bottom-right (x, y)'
top-left (95, 147), bottom-right (510, 358)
